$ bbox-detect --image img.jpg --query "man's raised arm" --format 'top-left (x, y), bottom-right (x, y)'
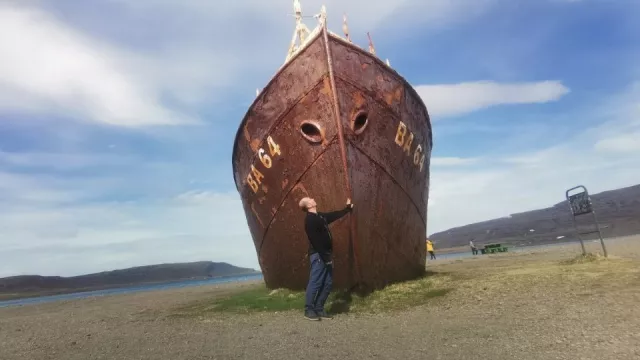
top-left (319, 199), bottom-right (354, 224)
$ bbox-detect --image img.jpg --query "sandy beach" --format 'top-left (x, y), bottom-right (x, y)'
top-left (2, 236), bottom-right (640, 360)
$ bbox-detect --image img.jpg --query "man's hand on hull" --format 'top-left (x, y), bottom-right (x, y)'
top-left (346, 198), bottom-right (354, 209)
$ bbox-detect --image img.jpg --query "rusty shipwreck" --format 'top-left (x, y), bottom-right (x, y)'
top-left (231, 1), bottom-right (433, 291)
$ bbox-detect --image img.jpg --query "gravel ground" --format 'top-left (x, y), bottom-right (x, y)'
top-left (2, 236), bottom-right (640, 360)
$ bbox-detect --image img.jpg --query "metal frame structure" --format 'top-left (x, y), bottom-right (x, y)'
top-left (565, 185), bottom-right (608, 257)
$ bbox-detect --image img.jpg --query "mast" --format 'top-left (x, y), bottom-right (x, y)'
top-left (285, 0), bottom-right (312, 62)
top-left (342, 13), bottom-right (352, 42)
top-left (367, 32), bottom-right (376, 55)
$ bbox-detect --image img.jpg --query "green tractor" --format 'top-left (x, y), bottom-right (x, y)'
top-left (480, 243), bottom-right (508, 254)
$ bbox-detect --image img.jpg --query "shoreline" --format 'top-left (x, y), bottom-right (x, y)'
top-left (433, 234), bottom-right (633, 255)
top-left (1, 235), bottom-right (639, 359)
top-left (0, 272), bottom-right (263, 307)
top-left (3, 236), bottom-right (633, 306)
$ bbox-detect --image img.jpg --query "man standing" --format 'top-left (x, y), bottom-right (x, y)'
top-left (470, 240), bottom-right (478, 255)
top-left (299, 196), bottom-right (354, 321)
top-left (426, 239), bottom-right (436, 260)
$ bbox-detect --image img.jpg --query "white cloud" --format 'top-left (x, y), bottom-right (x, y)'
top-left (0, 171), bottom-right (255, 277)
top-left (416, 81), bottom-right (570, 119)
top-left (0, 0), bottom-right (636, 278)
top-left (0, 86), bottom-right (635, 277)
top-left (0, 149), bottom-right (256, 277)
top-left (594, 132), bottom-right (640, 153)
top-left (426, 83), bottom-right (640, 234)
top-left (114, 0), bottom-right (495, 37)
top-left (428, 151), bottom-right (640, 234)
top-left (431, 157), bottom-right (479, 166)
top-left (588, 82), bottom-right (640, 154)
top-left (0, 0), bottom-right (500, 128)
top-left (0, 150), bottom-right (132, 170)
top-left (0, 5), bottom-right (201, 126)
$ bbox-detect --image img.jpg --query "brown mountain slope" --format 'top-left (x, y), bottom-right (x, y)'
top-left (0, 261), bottom-right (259, 295)
top-left (429, 184), bottom-right (640, 248)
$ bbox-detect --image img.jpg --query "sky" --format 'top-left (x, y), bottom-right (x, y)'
top-left (0, 0), bottom-right (638, 277)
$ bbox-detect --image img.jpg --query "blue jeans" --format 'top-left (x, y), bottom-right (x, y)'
top-left (304, 253), bottom-right (333, 313)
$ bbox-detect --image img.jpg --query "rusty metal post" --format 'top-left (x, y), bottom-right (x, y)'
top-left (566, 185), bottom-right (607, 257)
top-left (591, 209), bottom-right (608, 258)
top-left (321, 21), bottom-right (361, 287)
top-left (569, 210), bottom-right (587, 256)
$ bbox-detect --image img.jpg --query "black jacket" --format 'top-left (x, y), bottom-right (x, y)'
top-left (304, 205), bottom-right (353, 263)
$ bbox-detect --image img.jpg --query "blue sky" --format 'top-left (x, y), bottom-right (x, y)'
top-left (0, 0), bottom-right (638, 277)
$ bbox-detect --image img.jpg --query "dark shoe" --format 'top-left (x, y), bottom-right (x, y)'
top-left (316, 310), bottom-right (333, 319)
top-left (304, 311), bottom-right (320, 321)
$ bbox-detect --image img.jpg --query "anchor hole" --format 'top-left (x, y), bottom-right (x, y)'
top-left (352, 111), bottom-right (369, 135)
top-left (300, 121), bottom-right (323, 143)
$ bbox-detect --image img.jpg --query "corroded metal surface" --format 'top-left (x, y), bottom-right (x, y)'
top-left (232, 26), bottom-right (432, 290)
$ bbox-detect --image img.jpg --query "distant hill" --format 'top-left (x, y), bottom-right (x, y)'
top-left (0, 261), bottom-right (260, 296)
top-left (429, 184), bottom-right (640, 249)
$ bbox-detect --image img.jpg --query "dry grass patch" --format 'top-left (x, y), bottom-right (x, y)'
top-left (170, 272), bottom-right (453, 317)
top-left (333, 273), bottom-right (454, 314)
top-left (170, 250), bottom-right (640, 319)
top-left (560, 252), bottom-right (605, 265)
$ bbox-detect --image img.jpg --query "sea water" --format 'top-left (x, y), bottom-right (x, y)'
top-left (0, 273), bottom-right (264, 308)
top-left (1, 239), bottom-right (618, 308)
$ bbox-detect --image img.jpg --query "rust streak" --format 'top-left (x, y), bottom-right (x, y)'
top-left (384, 86), bottom-right (403, 107)
top-left (394, 86), bottom-right (403, 102)
top-left (235, 74), bottom-right (329, 191)
top-left (352, 91), bottom-right (366, 109)
top-left (320, 76), bottom-right (332, 96)
top-left (337, 74), bottom-right (433, 150)
top-left (348, 140), bottom-right (427, 227)
top-left (251, 202), bottom-right (265, 229)
top-left (250, 138), bottom-right (261, 152)
top-left (257, 136), bottom-right (339, 255)
top-left (231, 31), bottom-right (329, 188)
top-left (326, 32), bottom-right (432, 138)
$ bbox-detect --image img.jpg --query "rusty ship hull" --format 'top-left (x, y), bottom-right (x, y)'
top-left (232, 23), bottom-right (432, 291)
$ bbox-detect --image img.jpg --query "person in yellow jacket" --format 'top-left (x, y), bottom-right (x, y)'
top-left (426, 239), bottom-right (436, 260)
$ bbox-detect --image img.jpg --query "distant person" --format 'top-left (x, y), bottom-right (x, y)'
top-left (470, 240), bottom-right (478, 255)
top-left (426, 239), bottom-right (436, 260)
top-left (299, 196), bottom-right (354, 321)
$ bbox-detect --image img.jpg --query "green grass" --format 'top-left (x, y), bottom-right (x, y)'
top-left (172, 272), bottom-right (453, 317)
top-left (209, 287), bottom-right (306, 312)
top-left (171, 287), bottom-right (306, 316)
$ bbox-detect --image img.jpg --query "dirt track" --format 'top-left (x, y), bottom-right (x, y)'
top-left (2, 236), bottom-right (640, 360)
